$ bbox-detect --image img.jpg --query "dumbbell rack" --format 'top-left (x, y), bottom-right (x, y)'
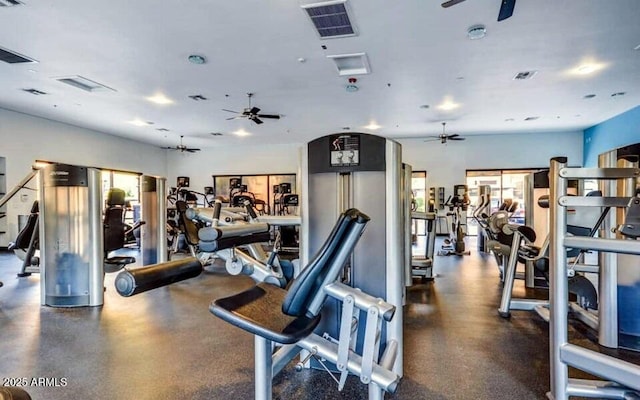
top-left (548, 157), bottom-right (640, 399)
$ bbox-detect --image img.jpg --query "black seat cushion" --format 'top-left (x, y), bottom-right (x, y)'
top-left (211, 282), bottom-right (321, 344)
top-left (105, 256), bottom-right (136, 273)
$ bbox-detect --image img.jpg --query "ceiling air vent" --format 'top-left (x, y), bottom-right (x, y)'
top-left (22, 88), bottom-right (47, 95)
top-left (0, 0), bottom-right (23, 7)
top-left (327, 52), bottom-right (370, 76)
top-left (0, 46), bottom-right (36, 64)
top-left (55, 76), bottom-right (115, 92)
top-left (301, 0), bottom-right (356, 39)
top-left (513, 70), bottom-right (537, 80)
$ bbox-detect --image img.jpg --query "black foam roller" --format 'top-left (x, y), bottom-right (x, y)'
top-left (115, 257), bottom-right (203, 297)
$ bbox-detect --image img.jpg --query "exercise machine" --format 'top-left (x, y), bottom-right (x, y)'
top-left (438, 184), bottom-right (470, 256)
top-left (177, 200), bottom-right (296, 286)
top-left (212, 209), bottom-right (400, 400)
top-left (140, 175), bottom-right (167, 265)
top-left (473, 185), bottom-right (492, 252)
top-left (39, 163), bottom-right (109, 306)
top-left (299, 132), bottom-right (406, 397)
top-left (547, 156), bottom-right (640, 400)
top-left (39, 163), bottom-right (136, 307)
top-left (8, 200), bottom-right (40, 276)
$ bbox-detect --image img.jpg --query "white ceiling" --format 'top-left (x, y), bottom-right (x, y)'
top-left (0, 0), bottom-right (639, 149)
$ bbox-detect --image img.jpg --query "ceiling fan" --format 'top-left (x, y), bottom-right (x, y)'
top-left (222, 93), bottom-right (281, 125)
top-left (162, 135), bottom-right (201, 153)
top-left (424, 122), bottom-right (466, 144)
top-left (441, 0), bottom-right (516, 21)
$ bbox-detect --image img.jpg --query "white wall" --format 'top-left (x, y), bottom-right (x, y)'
top-left (398, 130), bottom-right (584, 195)
top-left (0, 107), bottom-right (167, 245)
top-left (166, 143), bottom-right (301, 191)
top-left (166, 131), bottom-right (583, 202)
top-left (0, 115), bottom-right (583, 246)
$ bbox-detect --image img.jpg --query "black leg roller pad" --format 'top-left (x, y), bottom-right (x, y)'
top-left (115, 257), bottom-right (203, 297)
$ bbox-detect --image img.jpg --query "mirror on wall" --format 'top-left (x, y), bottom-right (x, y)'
top-left (212, 173), bottom-right (297, 215)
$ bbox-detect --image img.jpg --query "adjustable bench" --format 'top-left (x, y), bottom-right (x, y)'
top-left (211, 208), bottom-right (401, 399)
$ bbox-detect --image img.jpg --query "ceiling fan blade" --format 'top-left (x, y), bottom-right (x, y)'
top-left (441, 0), bottom-right (466, 8)
top-left (161, 146), bottom-right (175, 150)
top-left (257, 114), bottom-right (280, 119)
top-left (186, 148), bottom-right (201, 153)
top-left (423, 138), bottom-right (440, 142)
top-left (252, 117), bottom-right (264, 124)
top-left (447, 134), bottom-right (460, 138)
top-left (497, 0), bottom-right (516, 21)
top-left (448, 137), bottom-right (466, 141)
top-left (222, 109), bottom-right (239, 114)
top-left (226, 116), bottom-right (243, 120)
top-left (250, 107), bottom-right (261, 115)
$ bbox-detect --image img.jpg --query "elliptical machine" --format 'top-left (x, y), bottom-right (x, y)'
top-left (438, 184), bottom-right (471, 256)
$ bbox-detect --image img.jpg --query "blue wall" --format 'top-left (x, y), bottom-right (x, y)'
top-left (583, 105), bottom-right (640, 166)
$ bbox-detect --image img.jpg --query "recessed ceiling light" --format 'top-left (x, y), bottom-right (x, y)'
top-left (467, 24), bottom-right (486, 40)
top-left (188, 54), bottom-right (206, 64)
top-left (342, 126), bottom-right (351, 130)
top-left (577, 65), bottom-right (597, 74)
top-left (363, 122), bottom-right (381, 130)
top-left (146, 93), bottom-right (174, 105)
top-left (128, 119), bottom-right (153, 127)
top-left (583, 94), bottom-right (596, 99)
top-left (504, 118), bottom-right (515, 122)
top-left (437, 99), bottom-right (460, 111)
top-left (611, 92), bottom-right (626, 97)
top-left (210, 132), bottom-right (223, 136)
top-left (156, 128), bottom-right (170, 132)
top-left (524, 116), bottom-right (539, 121)
top-left (570, 62), bottom-right (607, 76)
top-left (419, 104), bottom-right (430, 109)
top-left (232, 129), bottom-right (250, 137)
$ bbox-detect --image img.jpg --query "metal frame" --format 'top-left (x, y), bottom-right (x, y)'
top-left (497, 228), bottom-right (549, 318)
top-left (251, 280), bottom-right (400, 400)
top-left (548, 157), bottom-right (640, 400)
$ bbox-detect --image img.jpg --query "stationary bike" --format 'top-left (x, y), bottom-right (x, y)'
top-left (439, 185), bottom-right (471, 256)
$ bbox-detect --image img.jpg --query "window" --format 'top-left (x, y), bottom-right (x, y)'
top-left (102, 170), bottom-right (141, 223)
top-left (411, 171), bottom-right (427, 236)
top-left (466, 169), bottom-right (540, 235)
